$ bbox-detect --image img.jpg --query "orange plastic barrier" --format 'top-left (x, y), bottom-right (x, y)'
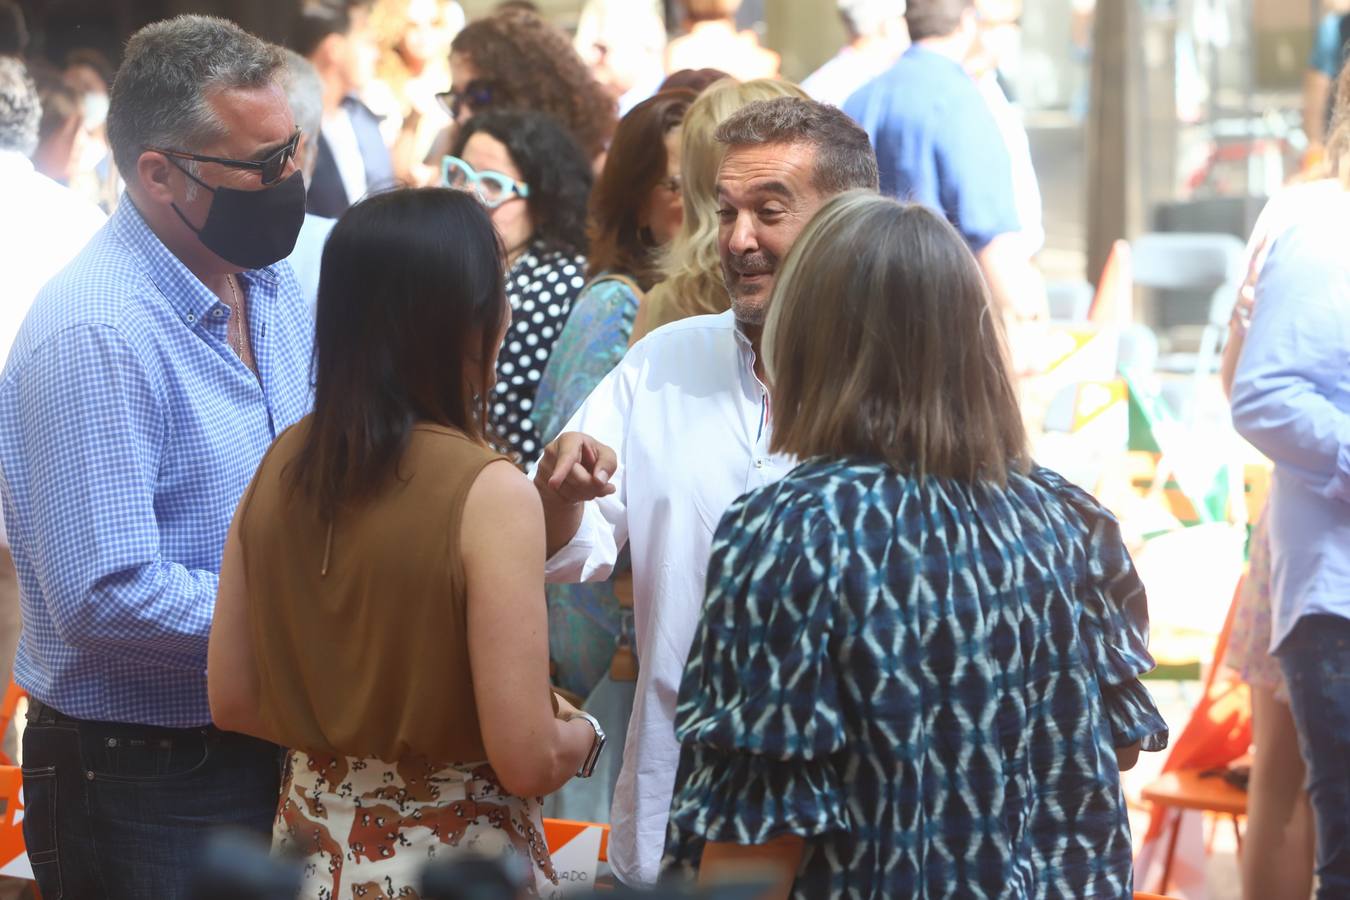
top-left (0, 764), bottom-right (32, 880)
top-left (543, 817), bottom-right (609, 862)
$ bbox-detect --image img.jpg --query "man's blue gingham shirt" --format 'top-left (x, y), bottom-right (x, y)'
top-left (0, 198), bottom-right (313, 727)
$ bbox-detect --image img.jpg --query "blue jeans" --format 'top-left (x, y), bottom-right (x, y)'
top-left (1278, 614), bottom-right (1350, 900)
top-left (20, 699), bottom-right (283, 899)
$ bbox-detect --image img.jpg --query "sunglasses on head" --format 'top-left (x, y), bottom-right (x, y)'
top-left (436, 80), bottom-right (494, 119)
top-left (145, 129), bottom-right (302, 186)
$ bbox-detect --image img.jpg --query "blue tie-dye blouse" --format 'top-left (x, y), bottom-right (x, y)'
top-left (665, 458), bottom-right (1168, 898)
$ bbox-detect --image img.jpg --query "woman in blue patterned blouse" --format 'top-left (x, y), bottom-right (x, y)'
top-left (664, 192), bottom-right (1169, 898)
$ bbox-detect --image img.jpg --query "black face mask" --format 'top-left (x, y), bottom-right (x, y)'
top-left (169, 162), bottom-right (306, 270)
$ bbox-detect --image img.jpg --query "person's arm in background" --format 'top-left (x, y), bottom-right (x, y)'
top-left (1231, 224), bottom-right (1350, 501)
top-left (464, 460), bottom-right (596, 798)
top-left (1303, 14), bottom-right (1343, 165)
top-left (11, 325), bottom-right (219, 669)
top-left (1220, 237), bottom-right (1265, 398)
top-left (978, 235), bottom-right (1048, 324)
top-left (938, 97), bottom-right (1048, 325)
top-left (1305, 69), bottom-right (1332, 154)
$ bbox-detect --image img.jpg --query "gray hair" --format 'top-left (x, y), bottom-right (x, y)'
top-left (714, 97), bottom-right (880, 196)
top-left (0, 56), bottom-right (39, 156)
top-left (838, 0), bottom-right (905, 38)
top-left (279, 47), bottom-right (323, 169)
top-left (107, 15), bottom-right (285, 184)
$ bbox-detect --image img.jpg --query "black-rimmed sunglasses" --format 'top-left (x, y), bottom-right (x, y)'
top-left (436, 80), bottom-right (494, 119)
top-left (145, 129), bottom-right (302, 186)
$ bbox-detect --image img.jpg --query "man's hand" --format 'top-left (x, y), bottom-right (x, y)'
top-left (534, 432), bottom-right (618, 558)
top-left (534, 432), bottom-right (618, 504)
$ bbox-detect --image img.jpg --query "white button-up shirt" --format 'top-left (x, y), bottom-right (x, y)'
top-left (544, 310), bottom-right (795, 886)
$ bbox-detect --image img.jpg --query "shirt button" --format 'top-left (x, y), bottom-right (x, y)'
top-left (213, 309), bottom-right (225, 318)
top-left (185, 313), bottom-right (196, 323)
top-left (754, 459), bottom-right (765, 469)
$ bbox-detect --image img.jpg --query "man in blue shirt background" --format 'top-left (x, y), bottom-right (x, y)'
top-left (1231, 197), bottom-right (1350, 897)
top-left (0, 16), bottom-right (313, 898)
top-left (844, 0), bottom-right (1046, 324)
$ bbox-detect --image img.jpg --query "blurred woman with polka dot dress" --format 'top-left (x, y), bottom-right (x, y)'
top-left (447, 110), bottom-right (593, 459)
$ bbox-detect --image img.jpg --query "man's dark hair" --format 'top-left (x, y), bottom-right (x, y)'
top-left (904, 0), bottom-right (974, 42)
top-left (288, 5), bottom-right (351, 59)
top-left (714, 97), bottom-right (879, 196)
top-left (0, 1), bottom-right (27, 57)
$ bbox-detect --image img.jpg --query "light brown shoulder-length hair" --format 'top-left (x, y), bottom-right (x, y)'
top-left (764, 192), bottom-right (1030, 485)
top-left (587, 88), bottom-right (695, 289)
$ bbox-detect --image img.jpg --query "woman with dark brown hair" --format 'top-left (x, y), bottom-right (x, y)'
top-left (665, 192), bottom-right (1168, 898)
top-left (207, 189), bottom-right (605, 899)
top-left (438, 7), bottom-right (616, 163)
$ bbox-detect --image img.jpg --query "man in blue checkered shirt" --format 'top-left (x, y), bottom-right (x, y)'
top-left (0, 16), bottom-right (313, 898)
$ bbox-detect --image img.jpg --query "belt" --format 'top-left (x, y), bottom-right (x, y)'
top-left (25, 699), bottom-right (216, 738)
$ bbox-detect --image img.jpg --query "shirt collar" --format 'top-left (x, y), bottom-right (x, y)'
top-left (905, 42), bottom-right (968, 74)
top-left (0, 150), bottom-right (35, 178)
top-left (110, 195), bottom-right (282, 326)
top-left (728, 310), bottom-right (763, 370)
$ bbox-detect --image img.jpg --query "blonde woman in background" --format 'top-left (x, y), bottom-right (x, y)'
top-left (629, 76), bottom-right (808, 343)
top-left (364, 0), bottom-right (465, 185)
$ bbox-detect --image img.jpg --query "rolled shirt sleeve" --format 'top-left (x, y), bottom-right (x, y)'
top-left (536, 340), bottom-right (638, 584)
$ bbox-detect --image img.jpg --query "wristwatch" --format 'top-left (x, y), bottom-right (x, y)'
top-left (563, 710), bottom-right (607, 778)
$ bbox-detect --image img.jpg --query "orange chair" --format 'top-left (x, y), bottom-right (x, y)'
top-left (0, 764), bottom-right (33, 886)
top-left (1137, 578), bottom-right (1250, 893)
top-left (0, 681), bottom-right (25, 766)
top-left (1140, 769), bottom-right (1245, 893)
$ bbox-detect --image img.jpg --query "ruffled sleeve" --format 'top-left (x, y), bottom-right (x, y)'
top-left (1032, 468), bottom-right (1170, 753)
top-left (667, 485), bottom-right (852, 846)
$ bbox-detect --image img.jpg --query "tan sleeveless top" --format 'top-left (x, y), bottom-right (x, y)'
top-left (238, 419), bottom-right (509, 764)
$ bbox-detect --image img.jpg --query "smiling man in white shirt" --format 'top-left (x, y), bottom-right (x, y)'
top-left (532, 97), bottom-right (879, 887)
